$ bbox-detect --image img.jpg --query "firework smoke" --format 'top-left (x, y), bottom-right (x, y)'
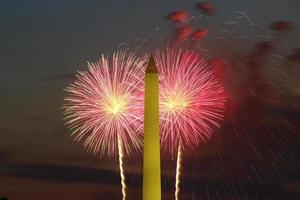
top-left (161, 3), bottom-right (299, 198)
top-left (63, 51), bottom-right (146, 200)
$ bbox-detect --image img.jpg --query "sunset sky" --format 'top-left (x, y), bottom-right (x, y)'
top-left (1, 0), bottom-right (300, 199)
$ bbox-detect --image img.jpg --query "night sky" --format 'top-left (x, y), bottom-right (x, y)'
top-left (1, 0), bottom-right (300, 199)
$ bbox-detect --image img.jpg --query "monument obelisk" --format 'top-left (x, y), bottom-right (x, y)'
top-left (143, 55), bottom-right (161, 200)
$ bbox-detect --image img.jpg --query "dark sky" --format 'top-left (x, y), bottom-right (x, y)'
top-left (1, 0), bottom-right (300, 199)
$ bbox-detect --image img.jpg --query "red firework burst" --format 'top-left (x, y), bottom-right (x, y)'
top-left (63, 51), bottom-right (145, 158)
top-left (155, 49), bottom-right (227, 153)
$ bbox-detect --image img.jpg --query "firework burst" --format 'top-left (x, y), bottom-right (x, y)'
top-left (155, 48), bottom-right (227, 199)
top-left (156, 49), bottom-right (227, 152)
top-left (63, 51), bottom-right (145, 200)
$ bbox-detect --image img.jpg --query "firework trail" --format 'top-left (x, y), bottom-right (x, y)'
top-left (175, 144), bottom-right (183, 200)
top-left (118, 135), bottom-right (126, 200)
top-left (63, 51), bottom-right (145, 200)
top-left (154, 49), bottom-right (227, 199)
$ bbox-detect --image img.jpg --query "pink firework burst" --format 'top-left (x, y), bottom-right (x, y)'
top-left (63, 51), bottom-right (145, 158)
top-left (155, 49), bottom-right (227, 153)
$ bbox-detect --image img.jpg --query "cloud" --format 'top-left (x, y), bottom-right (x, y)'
top-left (0, 163), bottom-right (120, 184)
top-left (0, 151), bottom-right (11, 163)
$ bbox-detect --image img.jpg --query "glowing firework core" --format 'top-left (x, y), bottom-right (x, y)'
top-left (163, 92), bottom-right (189, 112)
top-left (104, 94), bottom-right (128, 116)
